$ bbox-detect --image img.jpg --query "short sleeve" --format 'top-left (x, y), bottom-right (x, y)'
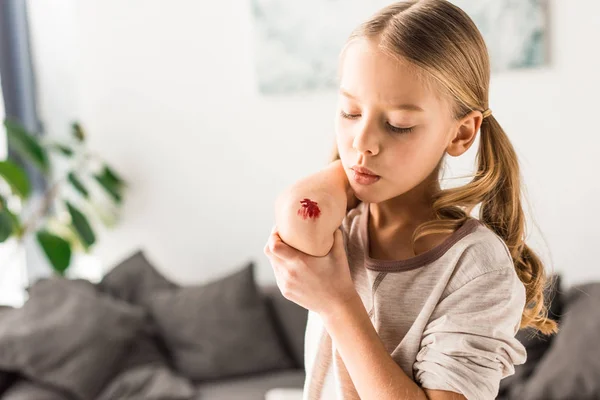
top-left (413, 267), bottom-right (527, 400)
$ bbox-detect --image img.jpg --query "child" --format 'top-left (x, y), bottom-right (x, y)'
top-left (264, 1), bottom-right (559, 399)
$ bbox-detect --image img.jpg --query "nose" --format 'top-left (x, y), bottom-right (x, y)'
top-left (352, 117), bottom-right (380, 156)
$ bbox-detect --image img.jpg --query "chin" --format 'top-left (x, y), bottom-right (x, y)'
top-left (350, 183), bottom-right (382, 204)
top-left (353, 182), bottom-right (417, 205)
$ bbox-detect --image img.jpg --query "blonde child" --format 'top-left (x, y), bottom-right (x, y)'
top-left (264, 1), bottom-right (558, 399)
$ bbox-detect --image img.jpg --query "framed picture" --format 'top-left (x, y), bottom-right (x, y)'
top-left (251, 0), bottom-right (548, 94)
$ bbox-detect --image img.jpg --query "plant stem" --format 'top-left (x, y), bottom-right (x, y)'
top-left (19, 178), bottom-right (64, 238)
top-left (20, 150), bottom-right (91, 239)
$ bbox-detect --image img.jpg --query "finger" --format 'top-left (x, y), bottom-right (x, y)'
top-left (267, 230), bottom-right (278, 252)
top-left (264, 226), bottom-right (277, 255)
top-left (268, 227), bottom-right (284, 248)
top-left (264, 239), bottom-right (285, 262)
top-left (268, 233), bottom-right (297, 260)
top-left (268, 226), bottom-right (281, 246)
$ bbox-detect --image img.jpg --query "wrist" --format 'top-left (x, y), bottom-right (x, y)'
top-left (320, 291), bottom-right (363, 327)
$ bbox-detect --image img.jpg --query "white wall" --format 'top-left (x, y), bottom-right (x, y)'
top-left (25, 0), bottom-right (600, 288)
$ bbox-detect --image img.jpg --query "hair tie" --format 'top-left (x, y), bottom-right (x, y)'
top-left (482, 108), bottom-right (492, 119)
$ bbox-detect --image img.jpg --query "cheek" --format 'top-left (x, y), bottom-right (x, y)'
top-left (335, 121), bottom-right (353, 151)
top-left (386, 145), bottom-right (415, 171)
top-left (386, 138), bottom-right (436, 177)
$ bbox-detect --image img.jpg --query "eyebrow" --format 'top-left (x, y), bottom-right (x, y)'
top-left (339, 88), bottom-right (425, 112)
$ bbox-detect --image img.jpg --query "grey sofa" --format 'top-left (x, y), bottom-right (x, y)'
top-left (0, 250), bottom-right (598, 400)
top-left (0, 251), bottom-right (308, 400)
top-left (192, 284), bottom-right (307, 399)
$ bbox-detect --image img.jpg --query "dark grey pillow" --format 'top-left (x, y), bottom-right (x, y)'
top-left (262, 285), bottom-right (308, 369)
top-left (148, 262), bottom-right (295, 382)
top-left (1, 379), bottom-right (72, 400)
top-left (510, 281), bottom-right (600, 400)
top-left (96, 364), bottom-right (196, 400)
top-left (25, 277), bottom-right (97, 294)
top-left (0, 371), bottom-right (18, 396)
top-left (98, 250), bottom-right (178, 375)
top-left (0, 307), bottom-right (18, 397)
top-left (0, 277), bottom-right (146, 400)
top-left (98, 249), bottom-right (178, 308)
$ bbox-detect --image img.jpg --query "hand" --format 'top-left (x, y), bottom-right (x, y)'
top-left (264, 225), bottom-right (357, 316)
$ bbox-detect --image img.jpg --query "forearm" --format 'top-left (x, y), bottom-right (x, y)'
top-left (322, 294), bottom-right (430, 400)
top-left (274, 159), bottom-right (356, 256)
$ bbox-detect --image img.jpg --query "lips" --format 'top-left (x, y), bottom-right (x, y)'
top-left (352, 165), bottom-right (379, 177)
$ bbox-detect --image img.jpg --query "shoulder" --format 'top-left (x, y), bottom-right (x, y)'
top-left (431, 223), bottom-right (527, 332)
top-left (445, 219), bottom-right (520, 293)
top-left (336, 202), bottom-right (366, 255)
top-left (339, 201), bottom-right (366, 239)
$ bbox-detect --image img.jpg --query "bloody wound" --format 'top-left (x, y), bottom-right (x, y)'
top-left (297, 198), bottom-right (321, 220)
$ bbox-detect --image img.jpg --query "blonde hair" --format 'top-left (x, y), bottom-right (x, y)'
top-left (331, 0), bottom-right (558, 335)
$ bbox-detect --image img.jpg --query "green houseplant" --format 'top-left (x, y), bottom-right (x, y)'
top-left (0, 118), bottom-right (127, 275)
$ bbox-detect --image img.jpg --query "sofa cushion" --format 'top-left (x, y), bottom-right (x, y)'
top-left (97, 250), bottom-right (176, 370)
top-left (262, 285), bottom-right (308, 369)
top-left (194, 369), bottom-right (304, 400)
top-left (98, 250), bottom-right (177, 308)
top-left (510, 281), bottom-right (600, 399)
top-left (149, 262), bottom-right (295, 382)
top-left (0, 306), bottom-right (18, 397)
top-left (0, 370), bottom-right (18, 397)
top-left (96, 364), bottom-right (195, 400)
top-left (0, 277), bottom-right (145, 400)
top-left (498, 273), bottom-right (563, 397)
top-left (0, 379), bottom-right (71, 400)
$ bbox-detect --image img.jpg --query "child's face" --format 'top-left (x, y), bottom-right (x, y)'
top-left (335, 38), bottom-right (461, 205)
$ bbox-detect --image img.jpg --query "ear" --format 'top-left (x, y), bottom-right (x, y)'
top-left (446, 110), bottom-right (483, 157)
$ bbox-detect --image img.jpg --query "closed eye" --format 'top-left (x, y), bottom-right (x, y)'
top-left (386, 123), bottom-right (414, 134)
top-left (340, 110), bottom-right (360, 119)
top-left (340, 110), bottom-right (414, 134)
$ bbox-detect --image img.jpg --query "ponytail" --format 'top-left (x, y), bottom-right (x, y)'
top-left (419, 114), bottom-right (559, 335)
top-left (476, 115), bottom-right (558, 335)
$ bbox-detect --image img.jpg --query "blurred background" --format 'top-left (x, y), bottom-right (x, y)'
top-left (0, 1), bottom-right (599, 399)
top-left (0, 0), bottom-right (599, 298)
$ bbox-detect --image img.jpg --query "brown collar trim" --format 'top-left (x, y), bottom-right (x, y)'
top-left (360, 203), bottom-right (482, 272)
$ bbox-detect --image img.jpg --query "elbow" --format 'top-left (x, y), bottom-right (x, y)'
top-left (274, 191), bottom-right (339, 257)
top-left (276, 216), bottom-right (334, 257)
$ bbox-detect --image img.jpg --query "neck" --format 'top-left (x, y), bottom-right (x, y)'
top-left (369, 176), bottom-right (437, 232)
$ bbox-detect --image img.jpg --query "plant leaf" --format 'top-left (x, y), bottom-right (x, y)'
top-left (0, 213), bottom-right (13, 242)
top-left (45, 216), bottom-right (86, 253)
top-left (71, 122), bottom-right (85, 142)
top-left (65, 201), bottom-right (96, 249)
top-left (3, 118), bottom-right (50, 175)
top-left (50, 143), bottom-right (74, 157)
top-left (0, 160), bottom-right (31, 198)
top-left (88, 199), bottom-right (119, 228)
top-left (103, 165), bottom-right (125, 188)
top-left (94, 165), bottom-right (124, 204)
top-left (0, 195), bottom-right (21, 239)
top-left (36, 230), bottom-right (72, 275)
top-left (0, 198), bottom-right (13, 242)
top-left (68, 172), bottom-right (89, 198)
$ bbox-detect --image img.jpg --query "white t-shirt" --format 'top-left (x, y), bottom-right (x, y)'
top-left (301, 202), bottom-right (527, 400)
